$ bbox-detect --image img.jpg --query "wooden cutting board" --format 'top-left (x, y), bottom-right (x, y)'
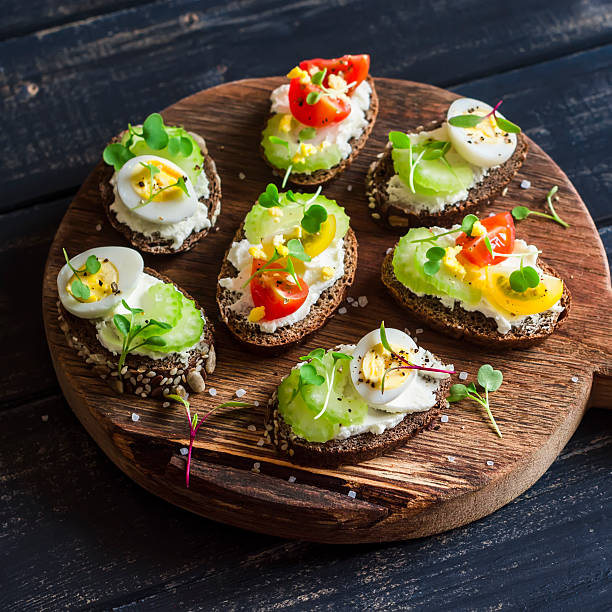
top-left (42, 78), bottom-right (612, 543)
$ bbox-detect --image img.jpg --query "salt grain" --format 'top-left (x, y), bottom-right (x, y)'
top-left (347, 490), bottom-right (357, 499)
top-left (447, 455), bottom-right (455, 462)
top-left (95, 224), bottom-right (102, 232)
top-left (441, 415), bottom-right (449, 423)
top-left (351, 301), bottom-right (359, 308)
top-left (208, 387), bottom-right (217, 396)
top-left (338, 307), bottom-right (347, 315)
top-left (358, 296), bottom-right (368, 308)
top-left (520, 179), bottom-right (531, 189)
top-left (288, 476), bottom-right (297, 483)
top-left (41, 415), bottom-right (49, 422)
top-left (238, 171), bottom-right (246, 180)
top-left (386, 247), bottom-right (393, 255)
top-left (254, 401), bottom-right (259, 407)
top-left (346, 184), bottom-right (353, 191)
top-left (415, 328), bottom-right (423, 334)
top-left (180, 447), bottom-right (188, 456)
top-left (235, 388), bottom-right (246, 398)
top-left (571, 376), bottom-right (579, 383)
top-left (131, 413), bottom-right (140, 422)
top-left (486, 460), bottom-right (494, 466)
top-left (347, 296), bottom-right (354, 303)
top-left (247, 424), bottom-right (256, 432)
top-left (256, 438), bottom-right (265, 447)
top-left (459, 371), bottom-right (468, 381)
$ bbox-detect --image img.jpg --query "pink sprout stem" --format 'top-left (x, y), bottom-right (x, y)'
top-left (485, 99), bottom-right (503, 119)
top-left (390, 350), bottom-right (454, 375)
top-left (183, 406), bottom-right (218, 488)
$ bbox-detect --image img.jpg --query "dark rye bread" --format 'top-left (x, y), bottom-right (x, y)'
top-left (365, 126), bottom-right (529, 231)
top-left (99, 131), bottom-right (222, 255)
top-left (381, 252), bottom-right (571, 348)
top-left (57, 267), bottom-right (216, 398)
top-left (261, 75), bottom-right (379, 186)
top-left (266, 376), bottom-right (451, 467)
top-left (216, 224), bottom-right (358, 353)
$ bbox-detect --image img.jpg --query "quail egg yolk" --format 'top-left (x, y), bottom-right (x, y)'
top-left (464, 110), bottom-right (503, 140)
top-left (67, 259), bottom-right (119, 303)
top-left (360, 343), bottom-right (415, 391)
top-left (131, 159), bottom-right (184, 202)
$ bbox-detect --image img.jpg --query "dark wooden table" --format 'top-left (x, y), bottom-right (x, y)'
top-left (1, 1), bottom-right (611, 609)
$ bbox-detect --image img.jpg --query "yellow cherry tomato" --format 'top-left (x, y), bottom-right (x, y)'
top-left (302, 214), bottom-right (336, 258)
top-left (484, 268), bottom-right (564, 316)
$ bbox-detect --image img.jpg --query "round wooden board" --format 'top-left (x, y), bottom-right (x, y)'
top-left (42, 78), bottom-right (612, 543)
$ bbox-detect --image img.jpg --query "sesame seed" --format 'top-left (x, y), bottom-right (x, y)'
top-left (253, 462), bottom-right (261, 469)
top-left (235, 388), bottom-right (246, 398)
top-left (571, 376), bottom-right (579, 383)
top-left (288, 476), bottom-right (296, 483)
top-left (256, 438), bottom-right (265, 447)
top-left (441, 415), bottom-right (449, 423)
top-left (447, 456), bottom-right (455, 462)
top-left (371, 212), bottom-right (381, 220)
top-left (502, 187), bottom-right (509, 196)
top-left (386, 247), bottom-right (393, 255)
top-left (459, 371), bottom-right (468, 381)
top-left (180, 447), bottom-right (188, 456)
top-left (368, 202), bottom-right (376, 209)
top-left (486, 460), bottom-right (494, 466)
top-left (358, 296), bottom-right (368, 308)
top-left (95, 224), bottom-right (102, 232)
top-left (338, 307), bottom-right (347, 315)
top-left (254, 400), bottom-right (259, 407)
top-left (520, 179), bottom-right (531, 189)
top-left (41, 415), bottom-right (49, 422)
top-left (347, 490), bottom-right (357, 499)
top-left (208, 387), bottom-right (217, 396)
top-left (238, 171), bottom-right (246, 180)
top-left (131, 413), bottom-right (140, 422)
top-left (415, 328), bottom-right (423, 334)
top-left (162, 402), bottom-right (170, 408)
top-left (247, 424), bottom-right (256, 432)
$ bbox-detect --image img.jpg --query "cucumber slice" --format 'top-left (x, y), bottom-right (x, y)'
top-left (261, 114), bottom-right (343, 173)
top-left (123, 126), bottom-right (204, 185)
top-left (140, 283), bottom-right (183, 326)
top-left (244, 192), bottom-right (350, 244)
top-left (147, 293), bottom-right (204, 353)
top-left (392, 148), bottom-right (473, 195)
top-left (393, 229), bottom-right (481, 304)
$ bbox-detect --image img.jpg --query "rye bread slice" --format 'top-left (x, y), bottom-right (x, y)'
top-left (261, 75), bottom-right (379, 186)
top-left (57, 267), bottom-right (216, 398)
top-left (216, 225), bottom-right (358, 353)
top-left (381, 252), bottom-right (571, 348)
top-left (265, 375), bottom-right (451, 467)
top-left (365, 126), bottom-right (528, 230)
top-left (99, 131), bottom-right (222, 255)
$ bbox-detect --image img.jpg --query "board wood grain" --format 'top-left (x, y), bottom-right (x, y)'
top-left (42, 77), bottom-right (612, 543)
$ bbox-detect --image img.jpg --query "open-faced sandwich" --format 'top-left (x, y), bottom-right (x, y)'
top-left (381, 212), bottom-right (571, 346)
top-left (217, 184), bottom-right (357, 351)
top-left (267, 323), bottom-right (453, 466)
top-left (57, 246), bottom-right (215, 398)
top-left (100, 113), bottom-right (222, 254)
top-left (261, 54), bottom-right (378, 186)
top-left (366, 97), bottom-right (528, 229)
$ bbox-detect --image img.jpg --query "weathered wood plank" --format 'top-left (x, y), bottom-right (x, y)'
top-left (1, 0), bottom-right (611, 210)
top-left (0, 394), bottom-right (609, 609)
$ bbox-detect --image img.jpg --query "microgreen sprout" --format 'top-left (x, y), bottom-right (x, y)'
top-left (306, 91), bottom-right (322, 105)
top-left (242, 239), bottom-right (311, 290)
top-left (85, 255), bottom-right (101, 275)
top-left (167, 394), bottom-right (252, 488)
top-left (379, 321), bottom-right (454, 393)
top-left (447, 364), bottom-right (504, 437)
top-left (448, 100), bottom-right (521, 134)
top-left (258, 183), bottom-right (280, 208)
top-left (103, 113), bottom-right (194, 171)
top-left (282, 165), bottom-right (292, 188)
top-left (409, 214), bottom-right (479, 245)
top-left (301, 202), bottom-right (328, 234)
top-left (269, 135), bottom-right (289, 149)
top-left (113, 299), bottom-right (172, 375)
top-left (297, 348), bottom-right (352, 419)
top-left (423, 246), bottom-right (446, 276)
top-left (508, 257), bottom-right (540, 293)
top-left (512, 185), bottom-right (569, 228)
top-left (298, 127), bottom-right (316, 141)
top-left (63, 248), bottom-right (93, 300)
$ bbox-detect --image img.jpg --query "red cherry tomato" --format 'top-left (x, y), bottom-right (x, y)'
top-left (288, 78), bottom-right (350, 128)
top-left (250, 260), bottom-right (309, 321)
top-left (299, 54), bottom-right (370, 89)
top-left (456, 212), bottom-right (516, 268)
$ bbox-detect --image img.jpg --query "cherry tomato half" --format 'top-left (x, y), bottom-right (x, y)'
top-left (299, 54), bottom-right (370, 89)
top-left (250, 260), bottom-right (309, 321)
top-left (456, 212), bottom-right (516, 268)
top-left (288, 78), bottom-right (350, 128)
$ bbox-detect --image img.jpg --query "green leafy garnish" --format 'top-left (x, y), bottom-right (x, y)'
top-left (167, 394), bottom-right (252, 488)
top-left (296, 349), bottom-right (353, 420)
top-left (285, 190), bottom-right (297, 203)
top-left (85, 254), bottom-right (101, 275)
top-left (168, 135), bottom-right (193, 157)
top-left (103, 143), bottom-right (135, 171)
top-left (63, 248), bottom-right (91, 300)
top-left (258, 183), bottom-right (280, 208)
top-left (448, 99), bottom-right (521, 134)
top-left (447, 364), bottom-right (503, 437)
top-left (298, 127), bottom-right (317, 141)
top-left (311, 68), bottom-right (327, 86)
top-left (423, 245), bottom-right (445, 276)
top-left (301, 203), bottom-right (328, 234)
top-left (113, 299), bottom-right (172, 375)
top-left (409, 213), bottom-right (481, 246)
top-left (388, 131), bottom-right (412, 149)
top-left (287, 238), bottom-right (311, 262)
top-left (269, 135), bottom-right (290, 149)
top-left (508, 257), bottom-right (540, 293)
top-left (142, 113), bottom-right (169, 149)
top-left (511, 185), bottom-right (569, 228)
top-left (306, 91), bottom-right (322, 105)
